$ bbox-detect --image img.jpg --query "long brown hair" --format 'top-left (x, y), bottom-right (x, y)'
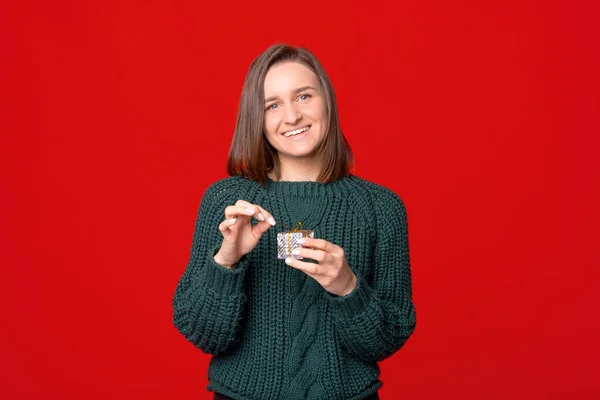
top-left (226, 43), bottom-right (355, 187)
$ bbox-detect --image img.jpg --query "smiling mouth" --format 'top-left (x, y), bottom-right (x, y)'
top-left (282, 125), bottom-right (310, 137)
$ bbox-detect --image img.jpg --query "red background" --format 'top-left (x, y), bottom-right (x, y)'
top-left (1, 0), bottom-right (599, 399)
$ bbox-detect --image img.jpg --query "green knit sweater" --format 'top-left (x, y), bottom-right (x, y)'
top-left (172, 174), bottom-right (416, 400)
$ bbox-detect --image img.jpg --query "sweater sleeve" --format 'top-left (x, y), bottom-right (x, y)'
top-left (171, 179), bottom-right (251, 356)
top-left (326, 188), bottom-right (417, 363)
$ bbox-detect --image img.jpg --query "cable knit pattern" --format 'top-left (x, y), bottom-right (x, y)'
top-left (172, 175), bottom-right (416, 400)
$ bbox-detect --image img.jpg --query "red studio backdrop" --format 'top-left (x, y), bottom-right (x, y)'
top-left (1, 0), bottom-right (599, 399)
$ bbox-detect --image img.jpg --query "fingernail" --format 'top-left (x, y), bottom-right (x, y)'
top-left (245, 207), bottom-right (255, 214)
top-left (257, 213), bottom-right (265, 221)
top-left (285, 257), bottom-right (293, 265)
top-left (298, 238), bottom-right (306, 244)
top-left (268, 217), bottom-right (276, 226)
top-left (229, 218), bottom-right (237, 225)
top-left (291, 249), bottom-right (301, 255)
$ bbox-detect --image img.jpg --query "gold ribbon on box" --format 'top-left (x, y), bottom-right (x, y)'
top-left (281, 222), bottom-right (303, 256)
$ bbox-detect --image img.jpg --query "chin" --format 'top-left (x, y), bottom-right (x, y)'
top-left (282, 148), bottom-right (320, 159)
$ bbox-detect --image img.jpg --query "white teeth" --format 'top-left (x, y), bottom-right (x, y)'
top-left (283, 126), bottom-right (309, 137)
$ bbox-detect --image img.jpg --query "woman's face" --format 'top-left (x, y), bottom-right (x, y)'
top-left (262, 61), bottom-right (327, 163)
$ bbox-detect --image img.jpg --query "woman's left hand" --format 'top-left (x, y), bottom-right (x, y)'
top-left (285, 237), bottom-right (357, 296)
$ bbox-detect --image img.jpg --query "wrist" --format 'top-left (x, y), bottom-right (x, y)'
top-left (338, 273), bottom-right (358, 296)
top-left (214, 251), bottom-right (237, 269)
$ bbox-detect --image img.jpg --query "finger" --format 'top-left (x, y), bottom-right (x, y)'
top-left (254, 204), bottom-right (276, 226)
top-left (250, 218), bottom-right (273, 239)
top-left (291, 247), bottom-right (327, 263)
top-left (224, 204), bottom-right (257, 220)
top-left (284, 257), bottom-right (321, 276)
top-left (234, 199), bottom-right (254, 208)
top-left (225, 204), bottom-right (274, 232)
top-left (236, 200), bottom-right (276, 226)
top-left (218, 217), bottom-right (238, 237)
top-left (219, 217), bottom-right (238, 230)
top-left (298, 237), bottom-right (338, 253)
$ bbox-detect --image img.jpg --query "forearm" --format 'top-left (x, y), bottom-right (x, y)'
top-left (173, 245), bottom-right (250, 355)
top-left (328, 274), bottom-right (416, 362)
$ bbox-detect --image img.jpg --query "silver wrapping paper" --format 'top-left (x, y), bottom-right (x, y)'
top-left (277, 230), bottom-right (315, 259)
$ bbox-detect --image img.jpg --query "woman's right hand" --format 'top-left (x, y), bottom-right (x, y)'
top-left (214, 200), bottom-right (276, 269)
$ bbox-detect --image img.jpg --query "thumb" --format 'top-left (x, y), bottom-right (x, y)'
top-left (250, 220), bottom-right (272, 240)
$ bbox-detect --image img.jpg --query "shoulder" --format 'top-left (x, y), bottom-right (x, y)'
top-left (200, 175), bottom-right (257, 208)
top-left (204, 175), bottom-right (251, 196)
top-left (346, 175), bottom-right (407, 216)
top-left (342, 175), bottom-right (409, 241)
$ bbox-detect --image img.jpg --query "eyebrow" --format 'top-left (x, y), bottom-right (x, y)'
top-left (264, 86), bottom-right (317, 103)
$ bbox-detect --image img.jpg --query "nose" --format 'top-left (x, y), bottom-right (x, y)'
top-left (284, 103), bottom-right (302, 125)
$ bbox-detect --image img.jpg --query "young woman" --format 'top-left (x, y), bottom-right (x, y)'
top-left (172, 44), bottom-right (416, 400)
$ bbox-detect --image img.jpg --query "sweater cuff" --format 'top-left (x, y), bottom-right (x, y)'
top-left (196, 244), bottom-right (250, 297)
top-left (326, 273), bottom-right (375, 320)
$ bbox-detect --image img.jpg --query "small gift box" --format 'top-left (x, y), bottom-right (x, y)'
top-left (277, 222), bottom-right (314, 259)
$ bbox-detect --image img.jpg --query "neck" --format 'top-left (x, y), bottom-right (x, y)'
top-left (270, 154), bottom-right (323, 182)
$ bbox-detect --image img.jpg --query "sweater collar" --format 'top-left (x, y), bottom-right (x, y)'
top-left (263, 174), bottom-right (356, 197)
